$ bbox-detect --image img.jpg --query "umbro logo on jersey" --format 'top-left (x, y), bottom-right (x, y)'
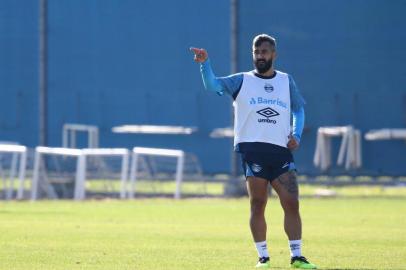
top-left (257, 107), bottom-right (280, 118)
top-left (264, 83), bottom-right (274, 93)
top-left (257, 107), bottom-right (279, 124)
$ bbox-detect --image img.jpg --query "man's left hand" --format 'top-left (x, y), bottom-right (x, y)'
top-left (287, 135), bottom-right (299, 151)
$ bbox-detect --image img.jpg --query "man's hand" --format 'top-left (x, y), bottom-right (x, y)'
top-left (287, 135), bottom-right (299, 151)
top-left (190, 47), bottom-right (208, 63)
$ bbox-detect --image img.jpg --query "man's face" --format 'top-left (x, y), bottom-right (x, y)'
top-left (253, 42), bottom-right (275, 74)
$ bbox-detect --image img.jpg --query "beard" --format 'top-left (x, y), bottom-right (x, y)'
top-left (254, 58), bottom-right (273, 74)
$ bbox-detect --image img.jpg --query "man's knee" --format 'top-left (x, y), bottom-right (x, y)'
top-left (250, 196), bottom-right (267, 215)
top-left (281, 195), bottom-right (299, 213)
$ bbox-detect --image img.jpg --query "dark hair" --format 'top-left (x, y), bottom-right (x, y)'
top-left (252, 34), bottom-right (276, 49)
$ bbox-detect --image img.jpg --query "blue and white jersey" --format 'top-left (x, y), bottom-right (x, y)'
top-left (234, 71), bottom-right (291, 148)
top-left (199, 59), bottom-right (306, 152)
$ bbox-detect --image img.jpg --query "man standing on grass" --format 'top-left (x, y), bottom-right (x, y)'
top-left (190, 34), bottom-right (317, 269)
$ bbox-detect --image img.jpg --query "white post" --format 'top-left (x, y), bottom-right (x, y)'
top-left (174, 153), bottom-right (184, 199)
top-left (80, 155), bottom-right (87, 199)
top-left (128, 152), bottom-right (139, 199)
top-left (31, 151), bottom-right (41, 200)
top-left (313, 130), bottom-right (321, 168)
top-left (74, 154), bottom-right (86, 200)
top-left (345, 129), bottom-right (356, 170)
top-left (6, 152), bottom-right (18, 200)
top-left (120, 152), bottom-right (129, 199)
top-left (17, 151), bottom-right (27, 200)
top-left (355, 130), bottom-right (362, 168)
top-left (337, 127), bottom-right (350, 166)
top-left (320, 133), bottom-right (329, 171)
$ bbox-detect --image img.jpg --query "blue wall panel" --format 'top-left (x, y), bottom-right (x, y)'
top-left (1, 1), bottom-right (405, 174)
top-left (46, 0), bottom-right (232, 172)
top-left (0, 0), bottom-right (38, 145)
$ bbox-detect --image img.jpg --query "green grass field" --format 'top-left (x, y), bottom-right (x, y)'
top-left (0, 195), bottom-right (405, 269)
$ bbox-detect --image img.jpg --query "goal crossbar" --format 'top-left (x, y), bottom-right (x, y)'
top-left (36, 146), bottom-right (82, 156)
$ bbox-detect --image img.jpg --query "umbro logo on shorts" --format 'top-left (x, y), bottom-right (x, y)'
top-left (251, 163), bottom-right (262, 173)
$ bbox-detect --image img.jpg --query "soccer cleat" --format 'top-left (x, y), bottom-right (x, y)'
top-left (290, 256), bottom-right (317, 269)
top-left (255, 257), bottom-right (270, 268)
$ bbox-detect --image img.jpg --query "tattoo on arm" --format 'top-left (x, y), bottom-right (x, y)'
top-left (277, 171), bottom-right (298, 195)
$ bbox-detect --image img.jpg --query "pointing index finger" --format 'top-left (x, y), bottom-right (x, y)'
top-left (190, 47), bottom-right (202, 54)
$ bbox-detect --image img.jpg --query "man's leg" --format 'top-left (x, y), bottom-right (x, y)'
top-left (271, 170), bottom-right (317, 269)
top-left (270, 170), bottom-right (301, 240)
top-left (247, 176), bottom-right (269, 242)
top-left (247, 176), bottom-right (271, 268)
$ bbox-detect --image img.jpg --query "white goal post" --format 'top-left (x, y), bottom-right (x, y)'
top-left (31, 147), bottom-right (82, 200)
top-left (313, 126), bottom-right (362, 171)
top-left (75, 148), bottom-right (129, 200)
top-left (31, 147), bottom-right (129, 201)
top-left (127, 147), bottom-right (185, 199)
top-left (0, 144), bottom-right (27, 200)
top-left (63, 124), bottom-right (99, 148)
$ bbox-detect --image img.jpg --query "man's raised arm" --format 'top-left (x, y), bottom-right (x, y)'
top-left (190, 47), bottom-right (224, 94)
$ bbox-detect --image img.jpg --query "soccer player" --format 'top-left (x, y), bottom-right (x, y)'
top-left (190, 34), bottom-right (317, 269)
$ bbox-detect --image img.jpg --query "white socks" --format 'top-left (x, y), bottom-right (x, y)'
top-left (289, 239), bottom-right (302, 257)
top-left (255, 240), bottom-right (302, 258)
top-left (255, 241), bottom-right (269, 258)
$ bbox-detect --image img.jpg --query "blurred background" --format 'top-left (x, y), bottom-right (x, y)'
top-left (1, 0), bottom-right (405, 178)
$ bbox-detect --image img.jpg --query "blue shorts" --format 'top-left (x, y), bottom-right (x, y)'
top-left (241, 151), bottom-right (296, 182)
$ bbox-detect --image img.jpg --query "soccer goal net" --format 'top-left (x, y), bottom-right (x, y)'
top-left (31, 147), bottom-right (129, 200)
top-left (30, 146), bottom-right (207, 200)
top-left (77, 148), bottom-right (129, 200)
top-left (0, 144), bottom-right (28, 200)
top-left (31, 147), bottom-right (82, 200)
top-left (126, 147), bottom-right (205, 199)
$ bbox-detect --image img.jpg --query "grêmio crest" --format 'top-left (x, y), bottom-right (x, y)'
top-left (264, 83), bottom-right (274, 93)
